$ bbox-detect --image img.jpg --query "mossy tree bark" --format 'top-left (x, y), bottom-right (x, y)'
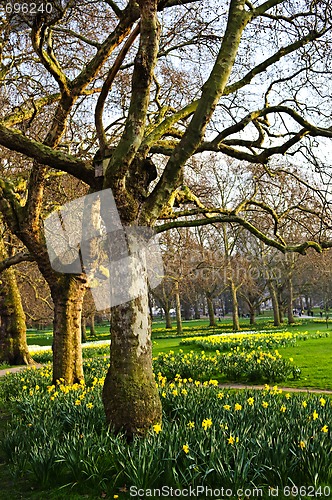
top-left (0, 265), bottom-right (34, 366)
top-left (102, 279), bottom-right (162, 437)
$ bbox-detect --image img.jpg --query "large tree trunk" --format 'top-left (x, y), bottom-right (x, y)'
top-left (51, 276), bottom-right (86, 384)
top-left (0, 266), bottom-right (34, 365)
top-left (174, 280), bottom-right (183, 334)
top-left (102, 291), bottom-right (162, 437)
top-left (206, 292), bottom-right (216, 327)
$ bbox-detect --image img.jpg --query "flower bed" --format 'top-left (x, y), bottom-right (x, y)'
top-left (153, 348), bottom-right (300, 383)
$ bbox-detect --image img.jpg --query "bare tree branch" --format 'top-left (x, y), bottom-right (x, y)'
top-left (0, 252), bottom-right (34, 273)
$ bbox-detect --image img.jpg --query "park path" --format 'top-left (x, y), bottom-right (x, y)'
top-left (217, 382), bottom-right (332, 394)
top-left (0, 364), bottom-right (43, 378)
top-left (1, 364), bottom-right (332, 394)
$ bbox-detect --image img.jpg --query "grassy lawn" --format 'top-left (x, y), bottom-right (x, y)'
top-left (277, 336), bottom-right (332, 390)
top-left (26, 317), bottom-right (332, 391)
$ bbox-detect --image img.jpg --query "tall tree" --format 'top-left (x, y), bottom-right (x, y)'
top-left (0, 0), bottom-right (332, 436)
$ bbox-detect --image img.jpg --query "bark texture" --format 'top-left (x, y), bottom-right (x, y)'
top-left (0, 266), bottom-right (34, 365)
top-left (51, 276), bottom-right (86, 384)
top-left (102, 290), bottom-right (162, 437)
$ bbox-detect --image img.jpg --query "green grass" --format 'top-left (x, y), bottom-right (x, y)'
top-left (25, 315), bottom-right (308, 346)
top-left (26, 318), bottom-right (332, 392)
top-left (0, 317), bottom-right (330, 498)
top-left (276, 335), bottom-right (332, 390)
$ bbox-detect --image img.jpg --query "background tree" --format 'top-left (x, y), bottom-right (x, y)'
top-left (0, 228), bottom-right (33, 365)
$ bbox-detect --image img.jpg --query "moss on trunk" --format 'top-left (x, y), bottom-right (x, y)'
top-left (102, 288), bottom-right (162, 438)
top-left (0, 266), bottom-right (34, 366)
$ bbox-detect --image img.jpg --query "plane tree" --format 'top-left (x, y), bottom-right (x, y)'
top-left (0, 0), bottom-right (332, 436)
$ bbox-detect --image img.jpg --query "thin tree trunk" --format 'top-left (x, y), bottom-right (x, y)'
top-left (81, 316), bottom-right (87, 343)
top-left (278, 296), bottom-right (284, 324)
top-left (183, 300), bottom-right (191, 320)
top-left (90, 312), bottom-right (96, 337)
top-left (249, 304), bottom-right (255, 325)
top-left (287, 274), bottom-right (295, 324)
top-left (194, 300), bottom-right (200, 319)
top-left (51, 276), bottom-right (86, 384)
top-left (268, 281), bottom-right (281, 327)
top-left (206, 293), bottom-right (216, 327)
top-left (164, 306), bottom-right (172, 329)
top-left (174, 280), bottom-right (183, 334)
top-left (0, 266), bottom-right (34, 365)
top-left (230, 280), bottom-right (240, 331)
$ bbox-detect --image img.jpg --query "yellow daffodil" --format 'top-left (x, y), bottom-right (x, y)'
top-left (247, 397), bottom-right (254, 406)
top-left (234, 403), bottom-right (242, 411)
top-left (319, 398), bottom-right (326, 407)
top-left (280, 405), bottom-right (286, 413)
top-left (223, 404), bottom-right (231, 411)
top-left (299, 441), bottom-right (306, 450)
top-left (302, 401), bottom-right (307, 408)
top-left (187, 421), bottom-right (195, 429)
top-left (153, 423), bottom-right (162, 434)
top-left (313, 410), bottom-right (318, 420)
top-left (321, 425), bottom-right (328, 433)
top-left (227, 435), bottom-right (239, 445)
top-left (262, 401), bottom-right (269, 408)
top-left (202, 418), bottom-right (212, 430)
top-left (182, 444), bottom-right (189, 454)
